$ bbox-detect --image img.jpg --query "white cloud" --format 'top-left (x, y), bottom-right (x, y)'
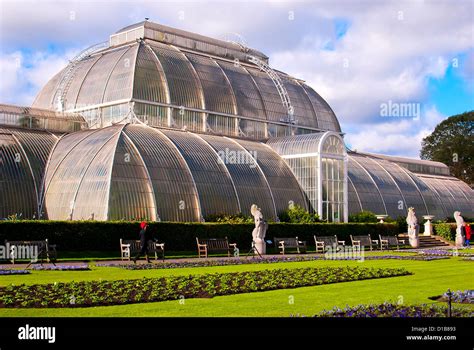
top-left (0, 50), bottom-right (71, 106)
top-left (345, 106), bottom-right (446, 157)
top-left (0, 0), bottom-right (472, 158)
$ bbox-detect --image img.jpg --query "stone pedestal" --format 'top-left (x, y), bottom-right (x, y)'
top-left (376, 215), bottom-right (388, 223)
top-left (423, 216), bottom-right (434, 236)
top-left (455, 228), bottom-right (464, 248)
top-left (254, 238), bottom-right (266, 255)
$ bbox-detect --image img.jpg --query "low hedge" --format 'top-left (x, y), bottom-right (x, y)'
top-left (0, 221), bottom-right (398, 252)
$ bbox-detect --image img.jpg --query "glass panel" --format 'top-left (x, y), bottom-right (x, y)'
top-left (0, 132), bottom-right (37, 219)
top-left (234, 139), bottom-right (307, 216)
top-left (245, 67), bottom-right (286, 123)
top-left (123, 125), bottom-right (201, 222)
top-left (44, 125), bottom-right (123, 220)
top-left (134, 102), bottom-right (168, 128)
top-left (64, 55), bottom-right (101, 110)
top-left (216, 61), bottom-right (267, 121)
top-left (185, 53), bottom-right (236, 115)
top-left (374, 159), bottom-right (428, 216)
top-left (149, 42), bottom-right (203, 109)
top-left (278, 73), bottom-right (319, 129)
top-left (133, 43), bottom-right (168, 104)
top-left (285, 156), bottom-right (318, 214)
top-left (108, 133), bottom-right (156, 221)
top-left (103, 45), bottom-right (138, 103)
top-left (76, 47), bottom-right (130, 108)
top-left (161, 129), bottom-right (240, 218)
top-left (198, 134), bottom-right (276, 219)
top-left (348, 155), bottom-right (387, 215)
top-left (206, 114), bottom-right (236, 136)
top-left (73, 133), bottom-right (119, 220)
top-left (301, 83), bottom-right (341, 132)
top-left (352, 156), bottom-right (404, 218)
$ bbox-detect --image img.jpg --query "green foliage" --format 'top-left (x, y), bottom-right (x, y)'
top-left (0, 220), bottom-right (398, 252)
top-left (434, 223), bottom-right (456, 241)
top-left (420, 110), bottom-right (474, 184)
top-left (0, 266), bottom-right (410, 308)
top-left (204, 213), bottom-right (253, 224)
top-left (278, 204), bottom-right (320, 223)
top-left (395, 215), bottom-right (407, 233)
top-left (348, 211), bottom-right (378, 223)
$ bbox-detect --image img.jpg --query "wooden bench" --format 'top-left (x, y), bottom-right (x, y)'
top-left (379, 235), bottom-right (405, 250)
top-left (350, 235), bottom-right (379, 251)
top-left (274, 237), bottom-right (307, 255)
top-left (314, 235), bottom-right (346, 253)
top-left (196, 237), bottom-right (237, 258)
top-left (5, 239), bottom-right (57, 265)
top-left (120, 239), bottom-right (165, 261)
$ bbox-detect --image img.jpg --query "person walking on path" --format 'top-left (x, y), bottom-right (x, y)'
top-left (465, 223), bottom-right (471, 248)
top-left (133, 221), bottom-right (151, 263)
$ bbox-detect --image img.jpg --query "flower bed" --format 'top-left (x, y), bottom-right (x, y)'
top-left (0, 266), bottom-right (410, 308)
top-left (97, 256), bottom-right (325, 269)
top-left (30, 264), bottom-right (90, 271)
top-left (315, 303), bottom-right (473, 317)
top-left (429, 290), bottom-right (474, 304)
top-left (0, 269), bottom-right (30, 275)
top-left (414, 249), bottom-right (473, 257)
top-left (97, 254), bottom-right (445, 270)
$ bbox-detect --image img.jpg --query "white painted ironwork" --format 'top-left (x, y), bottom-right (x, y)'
top-left (52, 41), bottom-right (109, 112)
top-left (246, 54), bottom-right (295, 124)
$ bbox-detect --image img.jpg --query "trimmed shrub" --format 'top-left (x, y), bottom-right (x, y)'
top-left (278, 204), bottom-right (320, 223)
top-left (348, 211), bottom-right (378, 223)
top-left (203, 213), bottom-right (253, 224)
top-left (0, 221), bottom-right (398, 252)
top-left (434, 223), bottom-right (456, 241)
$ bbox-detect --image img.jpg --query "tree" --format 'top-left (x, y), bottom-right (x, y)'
top-left (420, 111), bottom-right (473, 185)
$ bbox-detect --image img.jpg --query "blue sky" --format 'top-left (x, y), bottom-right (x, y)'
top-left (0, 0), bottom-right (472, 158)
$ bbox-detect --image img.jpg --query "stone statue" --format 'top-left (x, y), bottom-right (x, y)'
top-left (454, 211), bottom-right (465, 248)
top-left (251, 204), bottom-right (268, 255)
top-left (406, 207), bottom-right (419, 248)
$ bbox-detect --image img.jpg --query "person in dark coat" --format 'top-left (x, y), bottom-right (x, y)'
top-left (133, 221), bottom-right (151, 263)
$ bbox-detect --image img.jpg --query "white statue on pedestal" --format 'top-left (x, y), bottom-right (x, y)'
top-left (406, 207), bottom-right (419, 248)
top-left (454, 211), bottom-right (465, 248)
top-left (251, 204), bottom-right (268, 255)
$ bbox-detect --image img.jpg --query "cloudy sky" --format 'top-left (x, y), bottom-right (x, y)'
top-left (0, 0), bottom-right (473, 158)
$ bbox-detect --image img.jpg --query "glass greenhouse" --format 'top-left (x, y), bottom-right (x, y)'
top-left (0, 21), bottom-right (472, 221)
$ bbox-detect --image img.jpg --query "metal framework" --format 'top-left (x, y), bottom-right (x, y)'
top-left (52, 41), bottom-right (109, 111)
top-left (246, 54), bottom-right (295, 124)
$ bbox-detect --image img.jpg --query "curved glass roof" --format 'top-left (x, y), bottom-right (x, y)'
top-left (347, 153), bottom-right (474, 219)
top-left (42, 124), bottom-right (307, 221)
top-left (32, 40), bottom-right (341, 134)
top-left (0, 127), bottom-right (58, 219)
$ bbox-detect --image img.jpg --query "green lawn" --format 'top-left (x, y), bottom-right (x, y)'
top-left (0, 257), bottom-right (472, 317)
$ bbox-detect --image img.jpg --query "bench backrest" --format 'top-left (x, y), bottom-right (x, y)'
top-left (274, 237), bottom-right (300, 247)
top-left (351, 235), bottom-right (372, 246)
top-left (196, 237), bottom-right (230, 250)
top-left (121, 239), bottom-right (162, 252)
top-left (380, 235), bottom-right (399, 246)
top-left (314, 235), bottom-right (338, 246)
